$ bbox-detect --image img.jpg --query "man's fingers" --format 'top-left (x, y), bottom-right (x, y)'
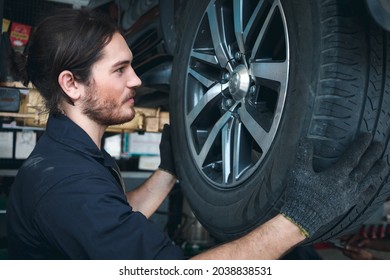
top-left (345, 245), bottom-right (361, 253)
top-left (332, 133), bottom-right (373, 175)
top-left (356, 159), bottom-right (388, 201)
top-left (349, 141), bottom-right (384, 182)
top-left (346, 234), bottom-right (362, 246)
top-left (357, 239), bottom-right (371, 248)
top-left (295, 138), bottom-right (314, 171)
top-left (161, 124), bottom-right (170, 139)
top-left (160, 124), bottom-right (172, 149)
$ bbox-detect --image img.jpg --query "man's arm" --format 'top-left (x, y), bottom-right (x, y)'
top-left (191, 214), bottom-right (305, 260)
top-left (126, 169), bottom-right (176, 218)
top-left (126, 124), bottom-right (177, 218)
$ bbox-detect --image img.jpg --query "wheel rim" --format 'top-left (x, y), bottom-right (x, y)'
top-left (184, 0), bottom-right (290, 188)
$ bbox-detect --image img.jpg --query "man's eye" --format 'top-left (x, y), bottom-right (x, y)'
top-left (116, 67), bottom-right (124, 73)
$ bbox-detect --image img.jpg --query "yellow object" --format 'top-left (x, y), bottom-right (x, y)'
top-left (2, 19), bottom-right (11, 33)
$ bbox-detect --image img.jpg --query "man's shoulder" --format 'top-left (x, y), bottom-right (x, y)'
top-left (14, 140), bottom-right (114, 199)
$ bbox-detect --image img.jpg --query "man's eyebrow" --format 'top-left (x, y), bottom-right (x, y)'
top-left (111, 60), bottom-right (131, 68)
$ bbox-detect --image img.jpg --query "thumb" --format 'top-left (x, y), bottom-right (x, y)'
top-left (161, 124), bottom-right (171, 142)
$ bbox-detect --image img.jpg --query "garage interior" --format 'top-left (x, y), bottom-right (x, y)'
top-left (1, 0), bottom-right (390, 260)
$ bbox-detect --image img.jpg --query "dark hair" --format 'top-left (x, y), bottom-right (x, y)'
top-left (12, 8), bottom-right (119, 114)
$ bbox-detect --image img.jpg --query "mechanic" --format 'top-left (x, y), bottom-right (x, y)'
top-left (6, 8), bottom-right (388, 260)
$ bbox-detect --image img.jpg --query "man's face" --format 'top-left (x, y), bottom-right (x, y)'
top-left (81, 32), bottom-right (142, 126)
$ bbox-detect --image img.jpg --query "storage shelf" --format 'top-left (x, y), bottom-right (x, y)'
top-left (0, 170), bottom-right (18, 176)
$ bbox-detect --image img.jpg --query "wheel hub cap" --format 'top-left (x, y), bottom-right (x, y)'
top-left (229, 64), bottom-right (250, 101)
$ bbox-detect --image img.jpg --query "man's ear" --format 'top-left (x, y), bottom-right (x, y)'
top-left (58, 70), bottom-right (82, 101)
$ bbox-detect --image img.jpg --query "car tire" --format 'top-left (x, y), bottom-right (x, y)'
top-left (170, 0), bottom-right (390, 243)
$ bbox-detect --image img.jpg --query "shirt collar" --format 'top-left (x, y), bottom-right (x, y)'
top-left (46, 113), bottom-right (104, 159)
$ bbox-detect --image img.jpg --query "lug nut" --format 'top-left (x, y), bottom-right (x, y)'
top-left (222, 72), bottom-right (230, 83)
top-left (234, 52), bottom-right (242, 61)
top-left (222, 98), bottom-right (234, 110)
top-left (248, 85), bottom-right (257, 101)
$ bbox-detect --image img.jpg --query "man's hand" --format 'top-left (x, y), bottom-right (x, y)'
top-left (158, 124), bottom-right (176, 177)
top-left (342, 245), bottom-right (379, 260)
top-left (281, 133), bottom-right (388, 238)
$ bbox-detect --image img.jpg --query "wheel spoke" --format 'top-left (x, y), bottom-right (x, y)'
top-left (233, 121), bottom-right (253, 181)
top-left (207, 3), bottom-right (232, 69)
top-left (188, 67), bottom-right (215, 88)
top-left (233, 0), bottom-right (245, 54)
top-left (250, 1), bottom-right (278, 61)
top-left (222, 119), bottom-right (234, 183)
top-left (221, 118), bottom-right (255, 184)
top-left (243, 0), bottom-right (267, 41)
top-left (187, 83), bottom-right (228, 126)
top-left (234, 0), bottom-right (268, 53)
top-left (239, 105), bottom-right (269, 149)
top-left (196, 111), bottom-right (232, 167)
top-left (250, 60), bottom-right (288, 86)
top-left (191, 49), bottom-right (219, 66)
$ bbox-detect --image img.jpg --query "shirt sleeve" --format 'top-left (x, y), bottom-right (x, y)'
top-left (33, 173), bottom-right (184, 260)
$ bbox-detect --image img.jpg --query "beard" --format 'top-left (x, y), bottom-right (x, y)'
top-left (81, 81), bottom-right (135, 126)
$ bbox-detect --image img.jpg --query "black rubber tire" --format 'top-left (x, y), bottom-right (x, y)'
top-left (170, 0), bottom-right (390, 243)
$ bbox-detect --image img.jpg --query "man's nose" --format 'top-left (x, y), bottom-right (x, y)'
top-left (128, 71), bottom-right (142, 88)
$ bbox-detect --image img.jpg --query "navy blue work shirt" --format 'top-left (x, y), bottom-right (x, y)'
top-left (6, 114), bottom-right (184, 259)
